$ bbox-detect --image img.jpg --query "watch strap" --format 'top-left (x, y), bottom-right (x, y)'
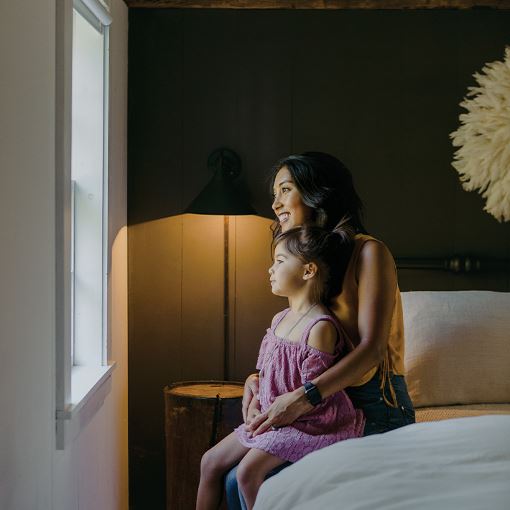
top-left (303, 381), bottom-right (322, 406)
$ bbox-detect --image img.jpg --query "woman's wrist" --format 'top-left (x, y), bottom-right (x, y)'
top-left (293, 386), bottom-right (314, 413)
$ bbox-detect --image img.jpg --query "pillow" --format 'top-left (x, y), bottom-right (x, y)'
top-left (402, 291), bottom-right (510, 407)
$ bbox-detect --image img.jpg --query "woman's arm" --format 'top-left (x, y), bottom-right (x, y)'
top-left (248, 240), bottom-right (397, 436)
top-left (311, 239), bottom-right (396, 397)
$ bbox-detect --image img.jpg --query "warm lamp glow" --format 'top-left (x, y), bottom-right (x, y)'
top-left (184, 148), bottom-right (257, 380)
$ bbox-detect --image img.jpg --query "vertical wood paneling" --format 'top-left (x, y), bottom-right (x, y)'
top-left (227, 216), bottom-right (237, 380)
top-left (181, 214), bottom-right (225, 379)
top-left (232, 216), bottom-right (287, 380)
top-left (230, 12), bottom-right (294, 216)
top-left (128, 216), bottom-right (184, 508)
top-left (128, 217), bottom-right (183, 437)
top-left (109, 228), bottom-right (129, 510)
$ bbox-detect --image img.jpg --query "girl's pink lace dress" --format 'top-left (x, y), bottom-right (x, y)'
top-left (235, 308), bottom-right (365, 463)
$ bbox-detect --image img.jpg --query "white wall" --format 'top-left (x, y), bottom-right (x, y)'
top-left (0, 1), bottom-right (128, 509)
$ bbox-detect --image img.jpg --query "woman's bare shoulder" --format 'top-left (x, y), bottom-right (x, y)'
top-left (359, 237), bottom-right (392, 259)
top-left (356, 237), bottom-right (396, 283)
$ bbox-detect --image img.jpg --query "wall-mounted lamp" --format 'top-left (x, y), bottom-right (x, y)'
top-left (185, 148), bottom-right (257, 216)
top-left (185, 148), bottom-right (257, 380)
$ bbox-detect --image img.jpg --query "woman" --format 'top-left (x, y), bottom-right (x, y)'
top-left (225, 152), bottom-right (415, 510)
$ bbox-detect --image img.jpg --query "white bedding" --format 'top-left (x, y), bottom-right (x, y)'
top-left (254, 415), bottom-right (510, 510)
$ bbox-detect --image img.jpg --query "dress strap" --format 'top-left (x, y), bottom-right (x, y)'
top-left (271, 308), bottom-right (291, 332)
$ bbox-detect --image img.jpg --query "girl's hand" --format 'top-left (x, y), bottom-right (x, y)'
top-left (242, 373), bottom-right (260, 422)
top-left (244, 399), bottom-right (262, 430)
top-left (248, 388), bottom-right (313, 437)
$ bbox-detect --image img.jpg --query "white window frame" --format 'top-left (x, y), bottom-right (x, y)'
top-left (55, 0), bottom-right (115, 450)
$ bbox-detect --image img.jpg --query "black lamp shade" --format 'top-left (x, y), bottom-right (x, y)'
top-left (184, 148), bottom-right (257, 216)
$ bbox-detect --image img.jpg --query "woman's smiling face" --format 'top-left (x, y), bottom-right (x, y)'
top-left (272, 167), bottom-right (313, 232)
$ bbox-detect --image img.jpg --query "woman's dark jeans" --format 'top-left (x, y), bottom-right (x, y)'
top-left (345, 371), bottom-right (415, 436)
top-left (224, 372), bottom-right (415, 510)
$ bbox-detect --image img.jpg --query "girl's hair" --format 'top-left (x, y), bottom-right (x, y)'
top-left (270, 152), bottom-right (368, 238)
top-left (274, 219), bottom-right (355, 305)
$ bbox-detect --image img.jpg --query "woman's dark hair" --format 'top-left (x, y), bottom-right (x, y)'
top-left (274, 220), bottom-right (354, 305)
top-left (270, 151), bottom-right (368, 238)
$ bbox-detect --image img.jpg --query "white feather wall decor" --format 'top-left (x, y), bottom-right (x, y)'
top-left (450, 47), bottom-right (510, 222)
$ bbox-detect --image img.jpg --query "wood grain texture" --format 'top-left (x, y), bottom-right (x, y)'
top-left (125, 0), bottom-right (510, 9)
top-left (128, 216), bottom-right (184, 416)
top-left (181, 214), bottom-right (225, 379)
top-left (231, 216), bottom-right (287, 380)
top-left (164, 382), bottom-right (243, 510)
top-left (167, 381), bottom-right (245, 397)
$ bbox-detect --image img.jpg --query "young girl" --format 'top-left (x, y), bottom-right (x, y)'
top-left (196, 224), bottom-right (365, 510)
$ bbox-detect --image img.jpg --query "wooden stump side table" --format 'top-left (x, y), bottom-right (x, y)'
top-left (164, 381), bottom-right (244, 510)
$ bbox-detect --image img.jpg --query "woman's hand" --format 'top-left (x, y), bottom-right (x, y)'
top-left (247, 388), bottom-right (313, 437)
top-left (242, 373), bottom-right (260, 422)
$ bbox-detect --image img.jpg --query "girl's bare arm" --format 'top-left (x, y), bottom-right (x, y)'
top-left (242, 373), bottom-right (260, 422)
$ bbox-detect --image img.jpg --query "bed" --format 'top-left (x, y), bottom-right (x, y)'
top-left (254, 291), bottom-right (510, 509)
top-left (254, 415), bottom-right (510, 510)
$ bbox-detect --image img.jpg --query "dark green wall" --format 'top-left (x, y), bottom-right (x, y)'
top-left (128, 8), bottom-right (510, 509)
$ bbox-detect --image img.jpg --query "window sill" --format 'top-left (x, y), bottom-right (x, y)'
top-left (56, 362), bottom-right (116, 449)
top-left (70, 363), bottom-right (116, 413)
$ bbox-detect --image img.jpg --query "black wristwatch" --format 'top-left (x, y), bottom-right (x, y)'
top-left (303, 381), bottom-right (322, 406)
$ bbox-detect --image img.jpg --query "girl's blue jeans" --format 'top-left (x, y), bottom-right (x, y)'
top-left (224, 372), bottom-right (415, 510)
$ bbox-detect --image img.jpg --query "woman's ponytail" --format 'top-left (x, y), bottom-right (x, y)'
top-left (331, 214), bottom-right (355, 244)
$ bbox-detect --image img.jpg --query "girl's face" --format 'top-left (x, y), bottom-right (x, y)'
top-left (272, 167), bottom-right (313, 233)
top-left (268, 242), bottom-right (306, 297)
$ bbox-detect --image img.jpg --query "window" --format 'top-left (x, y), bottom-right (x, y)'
top-left (56, 0), bottom-right (113, 449)
top-left (71, 4), bottom-right (108, 368)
